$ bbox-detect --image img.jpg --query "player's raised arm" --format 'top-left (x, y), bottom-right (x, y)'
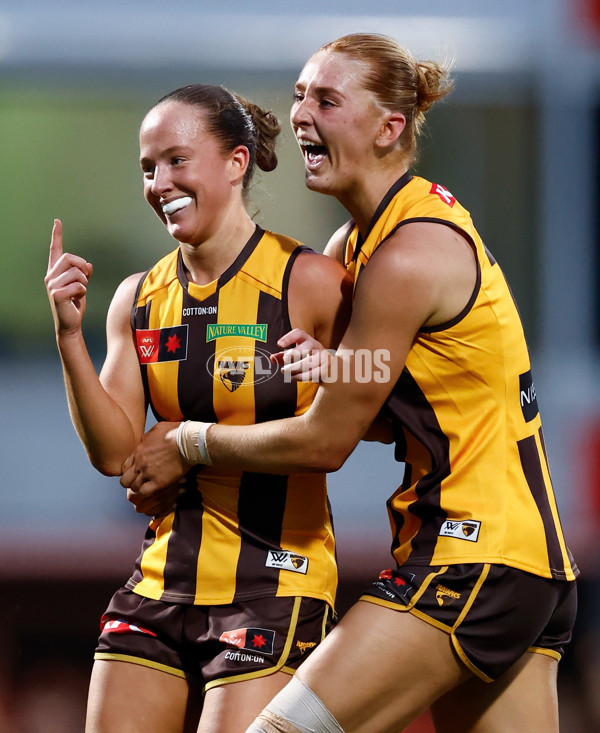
top-left (45, 221), bottom-right (146, 475)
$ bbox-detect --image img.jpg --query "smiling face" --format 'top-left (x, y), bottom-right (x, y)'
top-left (290, 50), bottom-right (394, 203)
top-left (139, 101), bottom-right (245, 245)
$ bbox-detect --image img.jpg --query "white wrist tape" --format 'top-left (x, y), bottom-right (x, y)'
top-left (176, 420), bottom-right (213, 465)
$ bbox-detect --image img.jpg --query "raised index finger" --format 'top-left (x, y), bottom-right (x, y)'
top-left (48, 218), bottom-right (63, 268)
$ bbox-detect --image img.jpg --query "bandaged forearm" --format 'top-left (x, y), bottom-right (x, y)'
top-left (176, 420), bottom-right (213, 465)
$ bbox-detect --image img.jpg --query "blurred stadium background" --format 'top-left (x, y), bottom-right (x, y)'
top-left (1, 0), bottom-right (599, 730)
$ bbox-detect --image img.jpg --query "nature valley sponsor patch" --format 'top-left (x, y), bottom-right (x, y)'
top-left (206, 323), bottom-right (268, 342)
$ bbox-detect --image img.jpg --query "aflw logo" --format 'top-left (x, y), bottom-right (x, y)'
top-left (139, 343), bottom-right (155, 359)
top-left (136, 325), bottom-right (188, 364)
top-left (265, 550), bottom-right (308, 574)
top-left (439, 519), bottom-right (481, 542)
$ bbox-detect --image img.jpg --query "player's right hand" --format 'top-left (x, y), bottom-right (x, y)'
top-left (44, 219), bottom-right (94, 335)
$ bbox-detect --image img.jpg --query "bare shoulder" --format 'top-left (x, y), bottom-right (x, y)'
top-left (288, 250), bottom-right (352, 347)
top-left (106, 271), bottom-right (146, 328)
top-left (364, 221), bottom-right (477, 328)
top-left (290, 249), bottom-right (351, 297)
top-left (323, 220), bottom-right (354, 261)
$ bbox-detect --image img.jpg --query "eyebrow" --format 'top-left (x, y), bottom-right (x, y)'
top-left (139, 145), bottom-right (193, 164)
top-left (295, 82), bottom-right (345, 99)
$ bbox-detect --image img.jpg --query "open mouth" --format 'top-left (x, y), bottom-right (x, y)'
top-left (299, 141), bottom-right (328, 168)
top-left (162, 196), bottom-right (192, 216)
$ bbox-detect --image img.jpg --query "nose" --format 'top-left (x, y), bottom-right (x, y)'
top-left (290, 97), bottom-right (312, 129)
top-left (149, 163), bottom-right (173, 197)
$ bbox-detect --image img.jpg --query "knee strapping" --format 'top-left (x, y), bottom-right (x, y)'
top-left (246, 709), bottom-right (302, 733)
top-left (245, 676), bottom-right (345, 733)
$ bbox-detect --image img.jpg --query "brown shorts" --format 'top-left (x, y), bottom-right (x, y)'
top-left (95, 587), bottom-right (333, 691)
top-left (361, 563), bottom-right (577, 681)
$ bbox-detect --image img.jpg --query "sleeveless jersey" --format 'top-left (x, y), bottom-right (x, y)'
top-left (126, 226), bottom-right (337, 606)
top-left (344, 173), bottom-right (577, 582)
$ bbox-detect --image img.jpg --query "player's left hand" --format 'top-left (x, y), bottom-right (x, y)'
top-left (121, 421), bottom-right (190, 502)
top-left (127, 480), bottom-right (186, 517)
top-left (271, 328), bottom-right (332, 382)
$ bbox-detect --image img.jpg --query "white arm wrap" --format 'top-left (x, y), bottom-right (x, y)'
top-left (176, 420), bottom-right (213, 466)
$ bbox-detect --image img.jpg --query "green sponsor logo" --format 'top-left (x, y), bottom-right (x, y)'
top-left (206, 323), bottom-right (268, 342)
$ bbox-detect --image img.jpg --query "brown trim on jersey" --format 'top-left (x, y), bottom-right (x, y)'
top-left (161, 482), bottom-right (206, 600)
top-left (517, 435), bottom-right (571, 580)
top-left (132, 299), bottom-right (155, 418)
top-left (386, 369), bottom-right (451, 564)
top-left (352, 213), bottom-right (483, 335)
top-left (281, 245), bottom-right (311, 333)
top-left (351, 171), bottom-right (413, 261)
top-left (127, 524), bottom-right (159, 590)
top-left (388, 217), bottom-right (481, 334)
top-left (173, 226), bottom-right (264, 293)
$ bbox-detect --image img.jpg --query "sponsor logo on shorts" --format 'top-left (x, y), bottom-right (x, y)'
top-left (296, 640), bottom-right (317, 655)
top-left (265, 550), bottom-right (309, 574)
top-left (435, 584), bottom-right (461, 607)
top-left (100, 618), bottom-right (157, 637)
top-left (224, 651), bottom-right (266, 664)
top-left (372, 569), bottom-right (415, 604)
top-left (439, 519), bottom-right (481, 542)
top-left (219, 627), bottom-right (275, 655)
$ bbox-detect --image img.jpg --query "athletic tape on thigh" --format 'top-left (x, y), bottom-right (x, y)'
top-left (248, 675), bottom-right (345, 733)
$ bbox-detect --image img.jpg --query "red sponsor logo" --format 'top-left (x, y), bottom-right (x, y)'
top-left (430, 183), bottom-right (456, 207)
top-left (219, 627), bottom-right (275, 655)
top-left (378, 569), bottom-right (393, 580)
top-left (137, 330), bottom-right (160, 363)
top-left (135, 325), bottom-right (188, 364)
top-left (100, 618), bottom-right (157, 637)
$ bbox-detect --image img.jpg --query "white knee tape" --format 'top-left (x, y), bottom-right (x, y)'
top-left (245, 676), bottom-right (345, 733)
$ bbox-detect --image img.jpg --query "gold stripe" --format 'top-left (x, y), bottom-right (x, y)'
top-left (211, 278), bottom-right (258, 426)
top-left (527, 646), bottom-right (562, 662)
top-left (321, 605), bottom-right (330, 640)
top-left (93, 652), bottom-right (187, 679)
top-left (134, 514), bottom-right (174, 599)
top-left (451, 563), bottom-right (490, 632)
top-left (187, 279), bottom-right (218, 301)
top-left (449, 635), bottom-right (493, 682)
top-left (204, 596), bottom-right (303, 692)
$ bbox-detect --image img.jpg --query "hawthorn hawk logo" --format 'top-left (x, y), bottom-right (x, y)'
top-left (218, 359), bottom-right (250, 392)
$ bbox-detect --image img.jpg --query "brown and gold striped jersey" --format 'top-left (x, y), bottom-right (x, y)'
top-left (126, 226), bottom-right (337, 606)
top-left (344, 173), bottom-right (577, 582)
